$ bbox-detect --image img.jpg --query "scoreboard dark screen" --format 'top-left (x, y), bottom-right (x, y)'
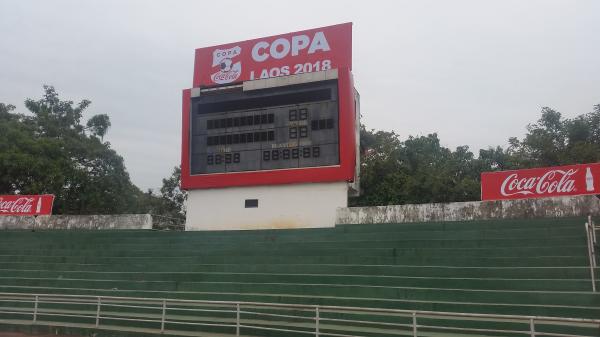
top-left (190, 80), bottom-right (339, 174)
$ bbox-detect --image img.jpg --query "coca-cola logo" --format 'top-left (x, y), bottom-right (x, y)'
top-left (211, 46), bottom-right (242, 84)
top-left (212, 71), bottom-right (240, 82)
top-left (0, 197), bottom-right (35, 214)
top-left (500, 169), bottom-right (577, 196)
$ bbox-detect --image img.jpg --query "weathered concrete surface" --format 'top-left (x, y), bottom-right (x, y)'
top-left (186, 182), bottom-right (347, 230)
top-left (336, 196), bottom-right (600, 224)
top-left (0, 214), bottom-right (152, 230)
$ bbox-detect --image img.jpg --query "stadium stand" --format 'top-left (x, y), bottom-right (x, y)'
top-left (0, 216), bottom-right (598, 336)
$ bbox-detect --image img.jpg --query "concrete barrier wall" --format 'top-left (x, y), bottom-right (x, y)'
top-left (336, 196), bottom-right (600, 224)
top-left (2, 196), bottom-right (598, 229)
top-left (0, 214), bottom-right (152, 230)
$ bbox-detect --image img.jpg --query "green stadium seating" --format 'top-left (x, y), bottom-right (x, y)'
top-left (0, 216), bottom-right (598, 336)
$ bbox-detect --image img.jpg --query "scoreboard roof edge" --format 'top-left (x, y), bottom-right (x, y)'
top-left (191, 69), bottom-right (340, 98)
top-left (193, 22), bottom-right (352, 52)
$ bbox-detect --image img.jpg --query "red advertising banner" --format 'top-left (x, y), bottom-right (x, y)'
top-left (0, 194), bottom-right (55, 216)
top-left (481, 163), bottom-right (600, 201)
top-left (193, 23), bottom-right (352, 87)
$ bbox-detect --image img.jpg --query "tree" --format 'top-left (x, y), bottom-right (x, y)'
top-left (0, 86), bottom-right (144, 214)
top-left (159, 166), bottom-right (187, 218)
top-left (351, 103), bottom-right (599, 207)
top-left (352, 127), bottom-right (405, 206)
top-left (508, 105), bottom-right (600, 167)
top-left (351, 131), bottom-right (482, 206)
top-left (137, 166), bottom-right (187, 229)
top-left (86, 114), bottom-right (111, 139)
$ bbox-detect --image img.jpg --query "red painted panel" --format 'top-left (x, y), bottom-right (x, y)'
top-left (181, 89), bottom-right (192, 186)
top-left (481, 163), bottom-right (600, 201)
top-left (193, 23), bottom-right (352, 87)
top-left (0, 194), bottom-right (55, 216)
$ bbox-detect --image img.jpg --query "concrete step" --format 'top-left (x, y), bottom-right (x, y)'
top-left (0, 272), bottom-right (594, 291)
top-left (0, 254), bottom-right (588, 267)
top-left (0, 225), bottom-right (585, 243)
top-left (336, 217), bottom-right (584, 232)
top-left (0, 236), bottom-right (585, 250)
top-left (0, 245), bottom-right (588, 259)
top-left (0, 279), bottom-right (598, 308)
top-left (0, 264), bottom-right (593, 279)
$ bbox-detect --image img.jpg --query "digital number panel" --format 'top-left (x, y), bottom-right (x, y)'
top-left (190, 81), bottom-right (339, 175)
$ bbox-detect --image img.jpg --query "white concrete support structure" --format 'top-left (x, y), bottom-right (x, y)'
top-left (185, 182), bottom-right (348, 230)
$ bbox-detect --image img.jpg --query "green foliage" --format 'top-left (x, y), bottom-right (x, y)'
top-left (507, 105), bottom-right (600, 167)
top-left (1, 86), bottom-right (147, 214)
top-left (152, 166), bottom-right (187, 220)
top-left (129, 167), bottom-right (186, 229)
top-left (351, 130), bottom-right (481, 206)
top-left (86, 114), bottom-right (111, 139)
top-left (142, 166), bottom-right (187, 226)
top-left (159, 166), bottom-right (186, 217)
top-left (352, 104), bottom-right (600, 206)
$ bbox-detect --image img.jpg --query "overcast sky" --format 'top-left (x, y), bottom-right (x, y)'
top-left (1, 0), bottom-right (599, 190)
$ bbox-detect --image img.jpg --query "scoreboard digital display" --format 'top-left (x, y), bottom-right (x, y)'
top-left (190, 81), bottom-right (340, 175)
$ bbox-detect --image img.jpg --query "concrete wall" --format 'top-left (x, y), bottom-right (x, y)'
top-left (336, 195), bottom-right (600, 224)
top-left (0, 214), bottom-right (152, 230)
top-left (186, 182), bottom-right (348, 230)
top-left (3, 196), bottom-right (596, 230)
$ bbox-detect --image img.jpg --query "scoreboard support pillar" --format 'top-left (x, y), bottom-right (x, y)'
top-left (185, 182), bottom-right (348, 230)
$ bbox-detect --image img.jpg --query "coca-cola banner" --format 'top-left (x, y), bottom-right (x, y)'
top-left (481, 163), bottom-right (600, 201)
top-left (0, 194), bottom-right (55, 216)
top-left (193, 23), bottom-right (352, 87)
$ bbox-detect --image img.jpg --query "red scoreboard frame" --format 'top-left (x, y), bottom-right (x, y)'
top-left (181, 23), bottom-right (357, 190)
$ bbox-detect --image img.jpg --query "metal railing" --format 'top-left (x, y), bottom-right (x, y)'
top-left (0, 292), bottom-right (599, 337)
top-left (585, 215), bottom-right (598, 292)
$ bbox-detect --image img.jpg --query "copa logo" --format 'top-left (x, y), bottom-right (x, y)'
top-left (251, 31), bottom-right (330, 62)
top-left (211, 46), bottom-right (242, 84)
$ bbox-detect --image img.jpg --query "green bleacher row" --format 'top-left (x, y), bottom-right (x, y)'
top-left (0, 234), bottom-right (587, 249)
top-left (0, 272), bottom-right (593, 290)
top-left (0, 216), bottom-right (598, 337)
top-left (0, 263), bottom-right (592, 278)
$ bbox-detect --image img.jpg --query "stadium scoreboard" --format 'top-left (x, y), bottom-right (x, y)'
top-left (191, 81), bottom-right (339, 175)
top-left (181, 23), bottom-right (357, 190)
